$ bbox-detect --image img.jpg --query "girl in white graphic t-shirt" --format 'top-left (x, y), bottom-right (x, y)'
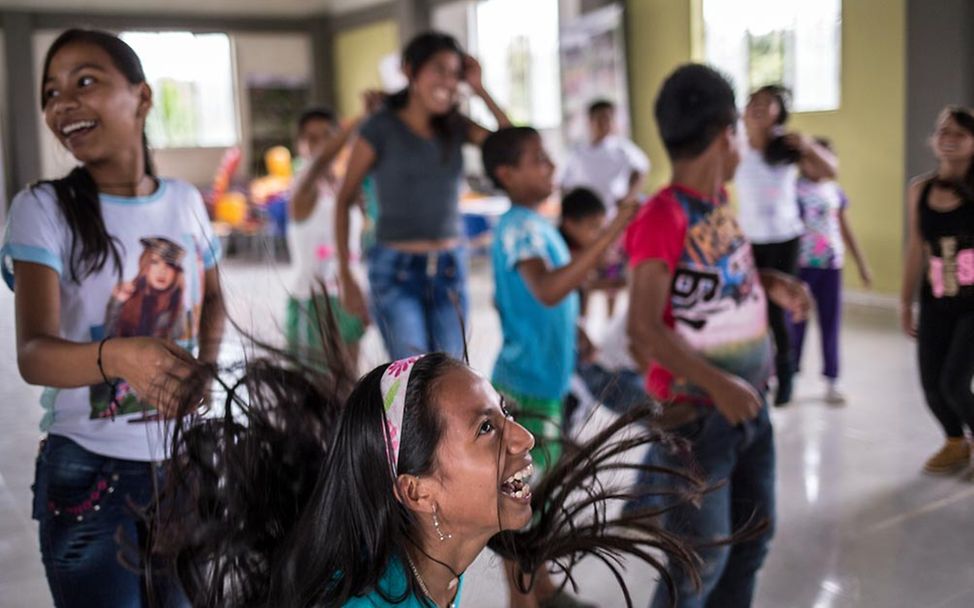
top-left (1, 29), bottom-right (224, 607)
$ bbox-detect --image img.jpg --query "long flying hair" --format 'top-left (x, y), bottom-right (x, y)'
top-left (154, 298), bottom-right (751, 607)
top-left (36, 29), bottom-right (156, 283)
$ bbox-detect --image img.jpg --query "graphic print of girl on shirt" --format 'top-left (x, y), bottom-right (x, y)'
top-left (90, 237), bottom-right (189, 419)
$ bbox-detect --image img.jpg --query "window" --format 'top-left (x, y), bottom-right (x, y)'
top-left (468, 0), bottom-right (561, 129)
top-left (120, 31), bottom-right (238, 148)
top-left (703, 0), bottom-right (841, 112)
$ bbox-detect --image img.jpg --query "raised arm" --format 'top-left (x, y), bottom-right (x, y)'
top-left (787, 133), bottom-right (838, 180)
top-left (462, 55), bottom-right (513, 146)
top-left (290, 117), bottom-right (362, 222)
top-left (518, 204), bottom-right (635, 307)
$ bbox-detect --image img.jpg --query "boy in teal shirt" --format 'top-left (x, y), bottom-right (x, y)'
top-left (482, 127), bottom-right (636, 473)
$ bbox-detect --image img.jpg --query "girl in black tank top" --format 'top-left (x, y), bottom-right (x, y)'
top-left (917, 178), bottom-right (974, 308)
top-left (902, 106), bottom-right (974, 474)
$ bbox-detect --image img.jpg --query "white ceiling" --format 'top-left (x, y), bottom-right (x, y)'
top-left (0, 0), bottom-right (390, 18)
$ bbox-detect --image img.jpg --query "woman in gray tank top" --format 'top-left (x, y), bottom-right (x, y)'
top-left (336, 32), bottom-right (510, 360)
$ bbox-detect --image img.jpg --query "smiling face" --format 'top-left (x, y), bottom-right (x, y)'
top-left (744, 90), bottom-right (782, 134)
top-left (407, 50), bottom-right (463, 116)
top-left (42, 41), bottom-right (149, 165)
top-left (417, 366), bottom-right (535, 537)
top-left (931, 112), bottom-right (974, 165)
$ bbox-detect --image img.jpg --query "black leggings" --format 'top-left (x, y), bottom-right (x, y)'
top-left (918, 305), bottom-right (974, 438)
top-left (752, 238), bottom-right (801, 380)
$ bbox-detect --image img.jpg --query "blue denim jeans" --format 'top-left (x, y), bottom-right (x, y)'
top-left (628, 404), bottom-right (776, 608)
top-left (32, 435), bottom-right (188, 608)
top-left (367, 244), bottom-right (469, 360)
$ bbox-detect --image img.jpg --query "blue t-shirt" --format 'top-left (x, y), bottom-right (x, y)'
top-left (491, 205), bottom-right (579, 400)
top-left (343, 558), bottom-right (464, 607)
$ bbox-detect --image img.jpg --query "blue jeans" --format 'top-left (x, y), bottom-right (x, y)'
top-left (367, 244), bottom-right (469, 359)
top-left (628, 405), bottom-right (776, 608)
top-left (32, 435), bottom-right (188, 608)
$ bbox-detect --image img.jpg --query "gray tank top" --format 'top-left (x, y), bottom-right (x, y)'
top-left (359, 108), bottom-right (466, 242)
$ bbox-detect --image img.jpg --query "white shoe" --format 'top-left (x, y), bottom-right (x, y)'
top-left (825, 383), bottom-right (847, 406)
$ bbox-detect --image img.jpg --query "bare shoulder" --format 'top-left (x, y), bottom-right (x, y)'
top-left (907, 172), bottom-right (935, 192)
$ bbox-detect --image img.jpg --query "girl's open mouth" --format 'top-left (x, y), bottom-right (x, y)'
top-left (500, 463), bottom-right (534, 502)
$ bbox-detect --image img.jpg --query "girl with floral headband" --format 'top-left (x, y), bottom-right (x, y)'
top-left (159, 347), bottom-right (716, 608)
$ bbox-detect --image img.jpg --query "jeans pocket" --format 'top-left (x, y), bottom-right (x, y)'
top-left (39, 443), bottom-right (119, 523)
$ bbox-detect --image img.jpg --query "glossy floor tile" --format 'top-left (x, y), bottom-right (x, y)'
top-left (1, 259), bottom-right (971, 608)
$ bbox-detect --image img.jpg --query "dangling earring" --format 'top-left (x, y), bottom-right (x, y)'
top-left (431, 506), bottom-right (452, 542)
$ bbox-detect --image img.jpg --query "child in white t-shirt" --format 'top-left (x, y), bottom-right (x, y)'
top-left (561, 99), bottom-right (650, 218)
top-left (561, 100), bottom-right (650, 318)
top-left (286, 107), bottom-right (367, 369)
top-left (2, 29), bottom-right (224, 606)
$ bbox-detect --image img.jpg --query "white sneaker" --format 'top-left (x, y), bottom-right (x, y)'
top-left (825, 383), bottom-right (847, 406)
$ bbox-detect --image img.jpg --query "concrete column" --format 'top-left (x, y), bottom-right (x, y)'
top-left (309, 15), bottom-right (336, 108)
top-left (2, 12), bottom-right (41, 196)
top-left (398, 0), bottom-right (432, 44)
top-left (905, 0), bottom-right (974, 182)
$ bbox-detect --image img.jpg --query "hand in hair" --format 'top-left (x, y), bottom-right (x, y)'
top-left (103, 336), bottom-right (206, 418)
top-left (462, 54), bottom-right (485, 93)
top-left (782, 132), bottom-right (838, 179)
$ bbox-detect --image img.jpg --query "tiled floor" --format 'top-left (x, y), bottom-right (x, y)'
top-left (1, 258), bottom-right (972, 608)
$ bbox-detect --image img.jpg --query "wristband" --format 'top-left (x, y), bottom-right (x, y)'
top-left (97, 337), bottom-right (122, 420)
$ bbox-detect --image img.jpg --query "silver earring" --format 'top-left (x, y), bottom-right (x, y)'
top-left (432, 507), bottom-right (452, 542)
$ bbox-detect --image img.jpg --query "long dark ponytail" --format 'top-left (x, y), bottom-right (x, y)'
top-left (37, 29), bottom-right (155, 282)
top-left (387, 31), bottom-right (469, 161)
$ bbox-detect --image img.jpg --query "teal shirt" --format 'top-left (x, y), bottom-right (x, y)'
top-left (343, 558), bottom-right (465, 607)
top-left (491, 205), bottom-right (579, 400)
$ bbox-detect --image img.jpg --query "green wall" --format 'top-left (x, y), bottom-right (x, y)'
top-left (626, 0), bottom-right (907, 294)
top-left (333, 20), bottom-right (400, 119)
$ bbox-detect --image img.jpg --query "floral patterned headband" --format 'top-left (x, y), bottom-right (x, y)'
top-left (380, 355), bottom-right (426, 472)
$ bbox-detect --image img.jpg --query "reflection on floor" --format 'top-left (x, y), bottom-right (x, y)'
top-left (1, 259), bottom-right (971, 608)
